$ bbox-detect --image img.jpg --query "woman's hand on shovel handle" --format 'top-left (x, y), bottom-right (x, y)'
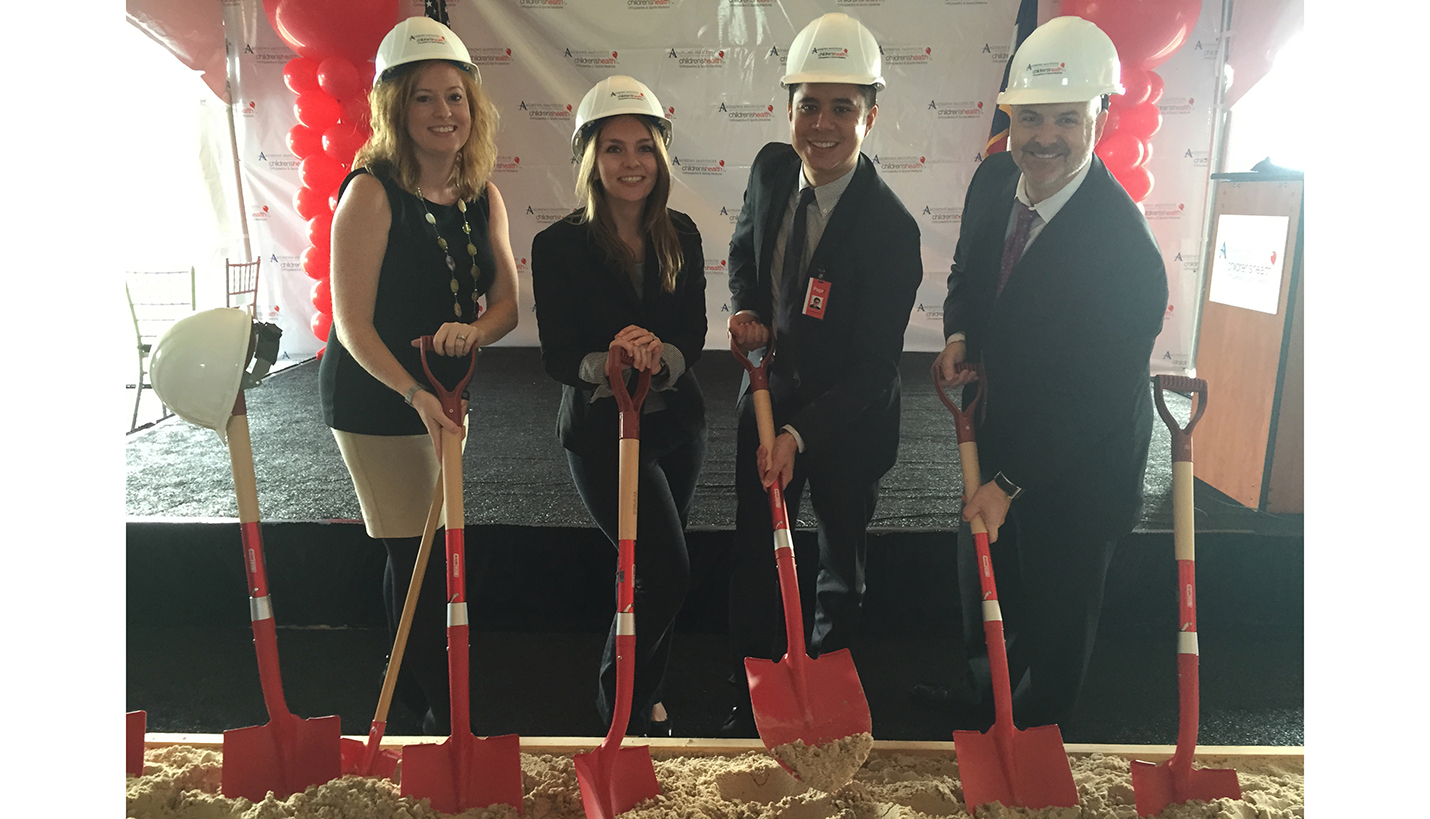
top-left (758, 432), bottom-right (798, 490)
top-left (413, 390), bottom-right (464, 456)
top-left (931, 340), bottom-right (972, 385)
top-left (612, 326), bottom-right (663, 372)
top-left (962, 480), bottom-right (1011, 542)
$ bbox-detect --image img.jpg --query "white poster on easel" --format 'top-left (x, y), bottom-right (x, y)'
top-left (1207, 213), bottom-right (1289, 315)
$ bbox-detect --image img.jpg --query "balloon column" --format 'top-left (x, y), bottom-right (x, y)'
top-left (1063, 0), bottom-right (1202, 204)
top-left (262, 0), bottom-right (399, 345)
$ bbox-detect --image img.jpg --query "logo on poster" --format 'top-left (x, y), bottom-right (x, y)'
top-left (981, 42), bottom-right (1011, 62)
top-left (669, 47), bottom-right (725, 68)
top-left (872, 154), bottom-right (926, 173)
top-left (564, 48), bottom-right (619, 67)
top-left (728, 0), bottom-right (773, 6)
top-left (494, 156), bottom-right (521, 173)
top-left (518, 0), bottom-right (566, 8)
top-left (243, 43), bottom-right (291, 64)
top-left (1142, 203), bottom-right (1185, 220)
top-left (672, 156), bottom-right (726, 175)
top-left (519, 101), bottom-right (574, 120)
top-left (705, 259), bottom-right (728, 277)
top-left (920, 205), bottom-right (962, 224)
top-left (250, 204), bottom-right (270, 221)
top-left (473, 48), bottom-right (514, 65)
top-left (525, 205), bottom-right (569, 224)
top-left (929, 100), bottom-right (984, 120)
top-left (882, 46), bottom-right (932, 65)
top-left (1159, 97), bottom-right (1196, 115)
top-left (257, 151), bottom-right (300, 171)
top-left (718, 102), bottom-right (775, 122)
top-left (720, 205), bottom-right (743, 224)
top-left (768, 45), bottom-right (788, 67)
top-left (916, 303), bottom-right (944, 320)
top-left (628, 0), bottom-right (671, 8)
top-left (837, 0), bottom-right (883, 6)
top-left (1182, 148), bottom-right (1209, 168)
top-left (240, 100), bottom-right (257, 118)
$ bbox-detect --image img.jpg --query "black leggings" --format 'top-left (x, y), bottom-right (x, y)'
top-left (566, 410), bottom-right (706, 734)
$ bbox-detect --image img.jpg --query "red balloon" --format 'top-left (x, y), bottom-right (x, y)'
top-left (1063, 0), bottom-right (1201, 71)
top-left (310, 308), bottom-right (333, 342)
top-left (323, 121), bottom-right (367, 166)
top-left (318, 56), bottom-right (363, 102)
top-left (1142, 141), bottom-right (1154, 164)
top-left (287, 123), bottom-right (323, 158)
top-left (308, 213), bottom-right (333, 250)
top-left (1095, 129), bottom-right (1146, 170)
top-left (262, 0), bottom-right (400, 67)
top-left (294, 90), bottom-right (342, 131)
top-left (1111, 162), bottom-right (1154, 202)
top-left (301, 154), bottom-right (345, 192)
top-left (1118, 67), bottom-right (1150, 107)
top-left (283, 57), bottom-right (321, 95)
top-left (1146, 70), bottom-right (1165, 105)
top-left (1102, 105), bottom-right (1121, 136)
top-left (1119, 101), bottom-right (1163, 141)
top-left (311, 277), bottom-right (333, 315)
top-left (302, 245), bottom-right (330, 279)
top-left (294, 184), bottom-right (330, 221)
top-left (357, 61), bottom-right (376, 88)
top-left (340, 97), bottom-right (372, 130)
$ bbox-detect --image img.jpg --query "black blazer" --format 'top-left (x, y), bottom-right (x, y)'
top-left (531, 210), bottom-right (707, 458)
top-left (943, 152), bottom-right (1168, 537)
top-left (728, 143), bottom-right (923, 481)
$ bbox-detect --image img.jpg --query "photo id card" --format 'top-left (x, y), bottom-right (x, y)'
top-left (803, 277), bottom-right (830, 319)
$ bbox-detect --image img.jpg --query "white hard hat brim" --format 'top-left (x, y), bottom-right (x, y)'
top-left (780, 71), bottom-right (886, 91)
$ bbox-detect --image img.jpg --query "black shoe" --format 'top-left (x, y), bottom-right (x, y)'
top-left (717, 703), bottom-right (757, 738)
top-left (644, 716), bottom-right (673, 738)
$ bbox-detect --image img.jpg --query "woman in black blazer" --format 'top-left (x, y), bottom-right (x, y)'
top-left (531, 76), bottom-right (707, 737)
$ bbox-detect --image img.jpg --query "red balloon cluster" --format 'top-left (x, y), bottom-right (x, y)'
top-left (263, 0), bottom-right (399, 343)
top-left (1063, 0), bottom-right (1200, 204)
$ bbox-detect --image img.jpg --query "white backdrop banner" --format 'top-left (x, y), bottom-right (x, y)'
top-left (224, 0), bottom-right (1224, 375)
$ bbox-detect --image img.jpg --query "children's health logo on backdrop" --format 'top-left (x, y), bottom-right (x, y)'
top-left (1182, 148), bottom-right (1210, 168)
top-left (518, 101), bottom-right (574, 121)
top-left (767, 45), bottom-right (789, 67)
top-left (1192, 37), bottom-right (1224, 60)
top-left (920, 205), bottom-right (962, 224)
top-left (271, 254), bottom-right (301, 275)
top-left (242, 43), bottom-right (291, 64)
top-left (928, 100), bottom-right (983, 120)
top-left (564, 48), bottom-right (619, 67)
top-left (871, 154), bottom-right (926, 174)
top-left (518, 0), bottom-right (565, 8)
top-left (916, 302), bottom-right (944, 321)
top-left (524, 205), bottom-right (569, 224)
top-left (837, 0), bottom-right (884, 6)
top-left (494, 156), bottom-right (521, 173)
top-left (718, 102), bottom-right (776, 123)
top-left (727, 0), bottom-right (773, 6)
top-left (980, 42), bottom-right (1011, 63)
top-left (1159, 97), bottom-right (1196, 115)
top-left (705, 259), bottom-right (728, 277)
top-left (672, 156), bottom-right (726, 175)
top-left (669, 47), bottom-right (725, 68)
top-left (720, 204), bottom-right (743, 224)
top-left (1143, 203), bottom-right (1185, 221)
top-left (628, 0), bottom-right (671, 8)
top-left (240, 100), bottom-right (257, 118)
top-left (882, 46), bottom-right (933, 65)
top-left (256, 151), bottom-right (300, 171)
top-left (472, 47), bottom-right (514, 65)
top-left (946, 0), bottom-right (990, 5)
top-left (250, 204), bottom-right (271, 221)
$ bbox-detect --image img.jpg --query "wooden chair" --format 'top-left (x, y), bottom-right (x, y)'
top-left (125, 268), bottom-right (196, 432)
top-left (226, 257), bottom-right (262, 318)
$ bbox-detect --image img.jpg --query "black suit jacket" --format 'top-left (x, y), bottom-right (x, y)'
top-left (943, 152), bottom-right (1168, 538)
top-left (531, 210), bottom-right (707, 458)
top-left (729, 142), bottom-right (922, 480)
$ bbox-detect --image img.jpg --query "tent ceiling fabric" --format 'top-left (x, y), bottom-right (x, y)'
top-left (127, 0), bottom-right (229, 103)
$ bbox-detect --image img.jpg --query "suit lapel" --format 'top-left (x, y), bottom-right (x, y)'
top-left (806, 155), bottom-right (874, 281)
top-left (758, 155), bottom-right (801, 295)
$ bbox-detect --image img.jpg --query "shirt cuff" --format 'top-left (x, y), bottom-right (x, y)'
top-left (650, 344), bottom-right (686, 391)
top-left (780, 424), bottom-right (805, 453)
top-left (946, 333), bottom-right (965, 345)
top-left (578, 352), bottom-right (616, 401)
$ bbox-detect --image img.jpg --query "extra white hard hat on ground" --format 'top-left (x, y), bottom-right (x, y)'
top-left (781, 12), bottom-right (885, 91)
top-left (374, 16), bottom-right (478, 87)
top-left (998, 16), bottom-right (1123, 106)
top-left (571, 75), bottom-right (673, 159)
top-left (149, 308), bottom-right (254, 444)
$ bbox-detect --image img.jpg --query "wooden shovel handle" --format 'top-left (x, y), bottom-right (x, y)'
top-left (933, 364), bottom-right (988, 536)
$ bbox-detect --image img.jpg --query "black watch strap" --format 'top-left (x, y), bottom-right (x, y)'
top-left (993, 471), bottom-right (1023, 500)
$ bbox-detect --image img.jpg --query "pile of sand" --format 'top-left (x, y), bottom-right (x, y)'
top-left (126, 744), bottom-right (1303, 819)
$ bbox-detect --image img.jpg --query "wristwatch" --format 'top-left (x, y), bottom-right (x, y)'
top-left (993, 471), bottom-right (1023, 500)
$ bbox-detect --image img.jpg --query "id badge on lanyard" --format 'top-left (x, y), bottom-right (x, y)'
top-left (802, 276), bottom-right (830, 320)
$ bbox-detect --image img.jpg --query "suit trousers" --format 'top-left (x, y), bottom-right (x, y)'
top-left (728, 392), bottom-right (879, 690)
top-left (957, 500), bottom-right (1117, 728)
top-left (567, 408), bottom-right (705, 734)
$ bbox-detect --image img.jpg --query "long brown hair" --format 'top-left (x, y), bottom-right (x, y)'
top-left (571, 115), bottom-right (683, 294)
top-left (353, 60), bottom-right (499, 201)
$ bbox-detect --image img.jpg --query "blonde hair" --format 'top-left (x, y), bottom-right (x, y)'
top-left (571, 116), bottom-right (684, 294)
top-left (353, 60), bottom-right (498, 201)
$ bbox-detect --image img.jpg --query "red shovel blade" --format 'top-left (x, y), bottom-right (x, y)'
top-left (953, 723), bottom-right (1078, 810)
top-left (1130, 760), bottom-right (1242, 817)
top-left (574, 743), bottom-right (660, 819)
top-left (401, 733), bottom-right (523, 815)
top-left (126, 711), bottom-right (146, 777)
top-left (746, 648), bottom-right (873, 751)
top-left (221, 712), bottom-right (343, 801)
top-left (339, 733), bottom-right (401, 780)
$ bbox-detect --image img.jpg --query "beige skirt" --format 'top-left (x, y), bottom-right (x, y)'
top-left (332, 423), bottom-right (468, 539)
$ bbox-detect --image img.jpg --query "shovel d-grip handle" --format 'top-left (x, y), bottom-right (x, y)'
top-left (416, 336), bottom-right (479, 425)
top-left (606, 347), bottom-right (652, 439)
top-left (1153, 375), bottom-right (1207, 464)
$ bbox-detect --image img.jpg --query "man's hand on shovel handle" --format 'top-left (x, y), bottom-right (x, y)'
top-left (932, 340), bottom-right (975, 385)
top-left (758, 432), bottom-right (797, 490)
top-left (963, 480), bottom-right (1012, 542)
top-left (729, 312), bottom-right (770, 353)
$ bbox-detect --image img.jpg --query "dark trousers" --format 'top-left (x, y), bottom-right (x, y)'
top-left (728, 392), bottom-right (879, 690)
top-left (382, 533), bottom-right (459, 734)
top-left (567, 409), bottom-right (705, 734)
top-left (957, 501), bottom-right (1117, 728)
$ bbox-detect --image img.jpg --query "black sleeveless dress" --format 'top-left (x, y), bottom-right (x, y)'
top-left (320, 166), bottom-right (498, 435)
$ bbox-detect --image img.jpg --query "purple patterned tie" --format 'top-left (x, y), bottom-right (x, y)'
top-left (996, 202), bottom-right (1036, 298)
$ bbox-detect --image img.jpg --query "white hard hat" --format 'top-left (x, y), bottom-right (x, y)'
top-left (781, 13), bottom-right (885, 91)
top-left (997, 16), bottom-right (1123, 106)
top-left (374, 16), bottom-right (479, 88)
top-left (149, 308), bottom-right (254, 444)
top-left (571, 75), bottom-right (673, 159)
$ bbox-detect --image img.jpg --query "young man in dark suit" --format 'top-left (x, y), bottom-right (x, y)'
top-left (722, 12), bottom-right (923, 737)
top-left (917, 16), bottom-right (1170, 730)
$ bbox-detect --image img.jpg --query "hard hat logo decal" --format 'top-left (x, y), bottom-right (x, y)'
top-left (1026, 60), bottom-right (1066, 77)
top-left (410, 34), bottom-right (448, 45)
top-left (812, 46), bottom-right (849, 60)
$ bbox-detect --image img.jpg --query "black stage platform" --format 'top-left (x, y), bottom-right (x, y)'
top-left (126, 348), bottom-right (1303, 745)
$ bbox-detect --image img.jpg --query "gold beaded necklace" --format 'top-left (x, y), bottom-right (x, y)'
top-left (416, 187), bottom-right (482, 319)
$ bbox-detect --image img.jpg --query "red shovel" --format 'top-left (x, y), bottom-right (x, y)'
top-left (339, 476), bottom-right (445, 779)
top-left (1130, 376), bottom-right (1241, 815)
top-left (126, 710), bottom-right (146, 776)
top-left (935, 364), bottom-right (1078, 811)
top-left (731, 338), bottom-right (873, 767)
top-left (400, 339), bottom-right (523, 814)
top-left (221, 389), bottom-right (343, 800)
top-left (573, 348), bottom-right (662, 819)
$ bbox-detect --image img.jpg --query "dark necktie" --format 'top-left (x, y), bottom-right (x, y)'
top-left (776, 186), bottom-right (818, 336)
top-left (996, 201), bottom-right (1036, 298)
